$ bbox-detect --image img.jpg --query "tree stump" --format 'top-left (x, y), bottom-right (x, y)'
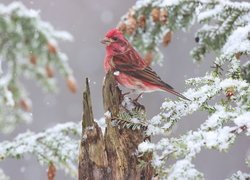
top-left (78, 72), bottom-right (153, 180)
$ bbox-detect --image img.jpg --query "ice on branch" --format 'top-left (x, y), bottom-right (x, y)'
top-left (0, 122), bottom-right (81, 177)
top-left (0, 2), bottom-right (75, 133)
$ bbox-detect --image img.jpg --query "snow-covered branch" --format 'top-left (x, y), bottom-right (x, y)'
top-left (227, 171), bottom-right (250, 180)
top-left (0, 122), bottom-right (81, 177)
top-left (118, 0), bottom-right (250, 179)
top-left (0, 0), bottom-right (249, 179)
top-left (0, 2), bottom-right (76, 133)
top-left (119, 0), bottom-right (250, 63)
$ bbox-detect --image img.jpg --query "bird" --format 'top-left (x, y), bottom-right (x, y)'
top-left (101, 28), bottom-right (189, 101)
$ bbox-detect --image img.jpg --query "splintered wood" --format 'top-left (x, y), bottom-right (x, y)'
top-left (78, 72), bottom-right (153, 180)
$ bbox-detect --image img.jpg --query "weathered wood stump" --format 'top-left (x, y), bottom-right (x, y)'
top-left (78, 72), bottom-right (153, 180)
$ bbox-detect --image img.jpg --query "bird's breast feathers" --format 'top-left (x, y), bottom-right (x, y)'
top-left (104, 56), bottom-right (114, 72)
top-left (114, 72), bottom-right (164, 93)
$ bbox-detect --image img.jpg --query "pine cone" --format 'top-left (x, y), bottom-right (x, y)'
top-left (46, 64), bottom-right (54, 78)
top-left (47, 163), bottom-right (56, 180)
top-left (47, 43), bottom-right (57, 54)
top-left (117, 22), bottom-right (127, 33)
top-left (138, 15), bottom-right (146, 28)
top-left (126, 17), bottom-right (137, 35)
top-left (144, 51), bottom-right (154, 66)
top-left (226, 87), bottom-right (234, 98)
top-left (29, 54), bottom-right (37, 65)
top-left (235, 52), bottom-right (241, 60)
top-left (20, 98), bottom-right (31, 112)
top-left (151, 8), bottom-right (160, 22)
top-left (160, 9), bottom-right (168, 24)
top-left (66, 76), bottom-right (77, 93)
top-left (163, 31), bottom-right (173, 47)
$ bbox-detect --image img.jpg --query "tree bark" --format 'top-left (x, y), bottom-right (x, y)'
top-left (78, 72), bottom-right (154, 180)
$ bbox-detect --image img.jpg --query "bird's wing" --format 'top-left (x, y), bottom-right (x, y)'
top-left (112, 50), bottom-right (191, 99)
top-left (131, 67), bottom-right (190, 100)
top-left (111, 46), bottom-right (146, 71)
top-left (112, 47), bottom-right (173, 89)
top-left (128, 66), bottom-right (174, 89)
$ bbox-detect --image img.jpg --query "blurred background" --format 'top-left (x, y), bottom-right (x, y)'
top-left (0, 0), bottom-right (249, 179)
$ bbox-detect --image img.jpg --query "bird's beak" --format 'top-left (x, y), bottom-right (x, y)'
top-left (101, 37), bottom-right (111, 45)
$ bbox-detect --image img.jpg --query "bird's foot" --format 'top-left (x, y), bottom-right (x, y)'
top-left (131, 93), bottom-right (145, 111)
top-left (119, 92), bottom-right (130, 101)
top-left (133, 93), bottom-right (143, 103)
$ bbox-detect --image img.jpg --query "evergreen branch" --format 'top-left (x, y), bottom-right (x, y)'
top-left (226, 171), bottom-right (250, 180)
top-left (0, 2), bottom-right (76, 133)
top-left (119, 1), bottom-right (250, 179)
top-left (0, 122), bottom-right (81, 177)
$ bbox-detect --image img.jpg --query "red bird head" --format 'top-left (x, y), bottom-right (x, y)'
top-left (101, 28), bottom-right (129, 55)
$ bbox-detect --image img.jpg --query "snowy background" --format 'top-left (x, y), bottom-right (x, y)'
top-left (0, 0), bottom-right (249, 179)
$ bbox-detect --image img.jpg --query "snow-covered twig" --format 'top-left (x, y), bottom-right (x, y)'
top-left (0, 2), bottom-right (75, 133)
top-left (119, 0), bottom-right (250, 179)
top-left (0, 122), bottom-right (81, 177)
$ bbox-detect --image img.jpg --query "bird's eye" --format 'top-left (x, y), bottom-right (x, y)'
top-left (112, 37), bottom-right (118, 41)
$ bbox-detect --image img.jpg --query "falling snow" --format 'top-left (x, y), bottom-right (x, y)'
top-left (113, 71), bottom-right (120, 76)
top-left (0, 0), bottom-right (250, 179)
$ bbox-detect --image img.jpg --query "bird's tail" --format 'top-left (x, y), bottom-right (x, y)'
top-left (161, 87), bottom-right (190, 101)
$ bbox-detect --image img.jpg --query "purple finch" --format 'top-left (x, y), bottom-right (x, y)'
top-left (101, 28), bottom-right (189, 101)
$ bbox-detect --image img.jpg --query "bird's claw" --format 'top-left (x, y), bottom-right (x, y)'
top-left (133, 93), bottom-right (143, 103)
top-left (119, 92), bottom-right (130, 101)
